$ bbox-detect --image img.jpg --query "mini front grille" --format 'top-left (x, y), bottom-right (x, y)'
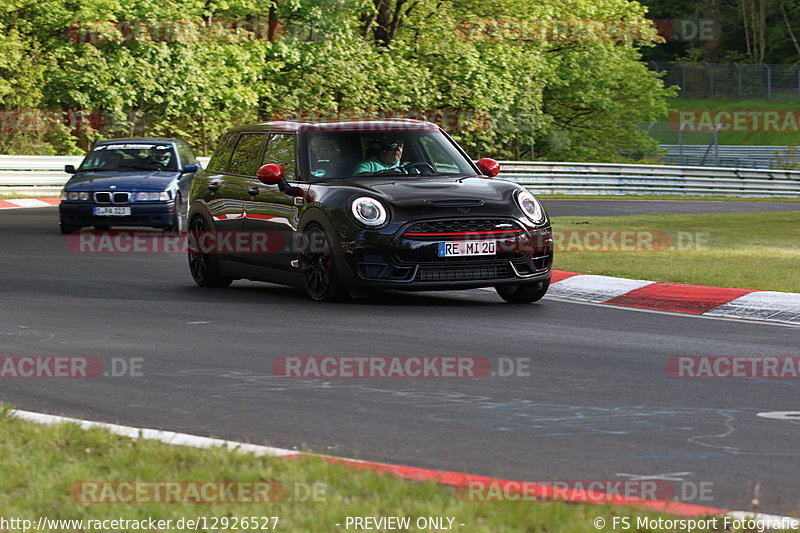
top-left (415, 263), bottom-right (513, 282)
top-left (405, 219), bottom-right (519, 235)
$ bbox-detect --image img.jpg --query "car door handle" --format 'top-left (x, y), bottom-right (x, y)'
top-left (247, 187), bottom-right (259, 196)
top-left (207, 182), bottom-right (220, 192)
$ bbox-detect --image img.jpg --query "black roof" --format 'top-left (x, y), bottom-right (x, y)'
top-left (95, 138), bottom-right (182, 144)
top-left (229, 119), bottom-right (441, 134)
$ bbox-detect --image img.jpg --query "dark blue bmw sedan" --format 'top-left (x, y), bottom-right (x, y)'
top-left (58, 138), bottom-right (200, 233)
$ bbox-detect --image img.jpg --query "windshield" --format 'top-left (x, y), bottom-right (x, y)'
top-left (305, 131), bottom-right (476, 180)
top-left (79, 143), bottom-right (178, 172)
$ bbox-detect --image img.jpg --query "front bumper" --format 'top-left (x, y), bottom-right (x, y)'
top-left (59, 201), bottom-right (176, 228)
top-left (335, 218), bottom-right (553, 291)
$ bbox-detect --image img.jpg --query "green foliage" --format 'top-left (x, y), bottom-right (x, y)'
top-left (0, 0), bottom-right (673, 161)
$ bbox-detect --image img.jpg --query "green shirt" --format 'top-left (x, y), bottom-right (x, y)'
top-left (353, 157), bottom-right (402, 175)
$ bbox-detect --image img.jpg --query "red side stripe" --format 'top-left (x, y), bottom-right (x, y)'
top-left (604, 283), bottom-right (754, 314)
top-left (404, 230), bottom-right (522, 236)
top-left (305, 456), bottom-right (729, 517)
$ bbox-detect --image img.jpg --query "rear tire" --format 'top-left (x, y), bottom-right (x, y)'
top-left (187, 215), bottom-right (232, 288)
top-left (300, 224), bottom-right (348, 302)
top-left (496, 279), bottom-right (550, 304)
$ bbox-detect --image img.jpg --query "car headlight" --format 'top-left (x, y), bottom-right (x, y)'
top-left (350, 197), bottom-right (388, 227)
top-left (78, 192), bottom-right (90, 201)
top-left (136, 192), bottom-right (170, 201)
top-left (67, 192), bottom-right (79, 201)
top-left (515, 190), bottom-right (545, 224)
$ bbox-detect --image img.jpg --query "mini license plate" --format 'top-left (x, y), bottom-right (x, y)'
top-left (94, 206), bottom-right (131, 216)
top-left (437, 240), bottom-right (496, 257)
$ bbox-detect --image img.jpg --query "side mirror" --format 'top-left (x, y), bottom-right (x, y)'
top-left (65, 165), bottom-right (76, 174)
top-left (257, 164), bottom-right (284, 185)
top-left (183, 163), bottom-right (199, 173)
top-left (476, 158), bottom-right (500, 178)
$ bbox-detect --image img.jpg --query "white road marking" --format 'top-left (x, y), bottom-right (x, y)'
top-left (756, 411), bottom-right (800, 421)
top-left (615, 471), bottom-right (693, 482)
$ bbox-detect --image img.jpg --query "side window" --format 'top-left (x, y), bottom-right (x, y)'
top-left (262, 133), bottom-right (296, 181)
top-left (206, 133), bottom-right (237, 172)
top-left (176, 141), bottom-right (198, 166)
top-left (228, 133), bottom-right (267, 176)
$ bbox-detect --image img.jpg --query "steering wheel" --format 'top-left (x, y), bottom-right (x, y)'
top-left (373, 166), bottom-right (408, 176)
top-left (403, 162), bottom-right (436, 175)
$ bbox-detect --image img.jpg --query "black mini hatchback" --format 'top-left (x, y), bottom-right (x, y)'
top-left (187, 120), bottom-right (553, 302)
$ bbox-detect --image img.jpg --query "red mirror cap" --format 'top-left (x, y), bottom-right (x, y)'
top-left (257, 164), bottom-right (284, 185)
top-left (476, 158), bottom-right (500, 177)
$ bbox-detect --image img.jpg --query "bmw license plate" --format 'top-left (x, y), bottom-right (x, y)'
top-left (438, 240), bottom-right (496, 257)
top-left (94, 206), bottom-right (131, 216)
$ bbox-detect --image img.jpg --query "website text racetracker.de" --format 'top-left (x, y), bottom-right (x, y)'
top-left (0, 516), bottom-right (280, 533)
top-left (273, 356), bottom-right (533, 378)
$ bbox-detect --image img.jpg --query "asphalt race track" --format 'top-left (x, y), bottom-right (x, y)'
top-left (1, 205), bottom-right (799, 515)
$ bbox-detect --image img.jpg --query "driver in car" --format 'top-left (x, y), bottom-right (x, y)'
top-left (354, 136), bottom-right (405, 175)
top-left (147, 148), bottom-right (173, 170)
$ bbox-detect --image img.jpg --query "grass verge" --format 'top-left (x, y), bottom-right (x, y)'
top-left (0, 406), bottom-right (728, 533)
top-left (551, 211), bottom-right (800, 292)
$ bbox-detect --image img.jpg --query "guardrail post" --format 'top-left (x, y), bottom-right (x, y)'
top-left (765, 64), bottom-right (772, 100)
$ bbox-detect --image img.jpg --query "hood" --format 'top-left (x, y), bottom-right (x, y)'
top-left (330, 176), bottom-right (518, 208)
top-left (65, 170), bottom-right (180, 191)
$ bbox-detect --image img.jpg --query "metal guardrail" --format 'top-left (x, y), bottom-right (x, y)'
top-left (2, 155), bottom-right (799, 197)
top-left (498, 161), bottom-right (800, 197)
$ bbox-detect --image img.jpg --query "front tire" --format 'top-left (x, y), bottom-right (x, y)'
top-left (299, 225), bottom-right (348, 302)
top-left (60, 223), bottom-right (79, 234)
top-left (187, 215), bottom-right (232, 288)
top-left (164, 193), bottom-right (186, 232)
top-left (496, 279), bottom-right (550, 304)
